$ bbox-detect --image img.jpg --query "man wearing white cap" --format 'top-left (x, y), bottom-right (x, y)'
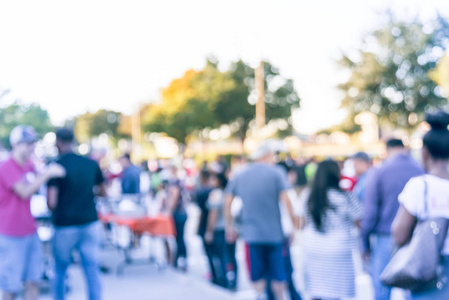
top-left (0, 125), bottom-right (65, 300)
top-left (224, 142), bottom-right (298, 300)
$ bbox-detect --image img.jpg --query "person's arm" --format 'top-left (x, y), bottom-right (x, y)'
top-left (94, 162), bottom-right (107, 197)
top-left (205, 210), bottom-right (219, 243)
top-left (347, 192), bottom-right (362, 229)
top-left (97, 183), bottom-right (107, 197)
top-left (224, 193), bottom-right (234, 229)
top-left (13, 163), bottom-right (65, 200)
top-left (392, 204), bottom-right (416, 246)
top-left (280, 190), bottom-right (299, 230)
top-left (224, 193), bottom-right (238, 242)
top-left (297, 188), bottom-right (309, 230)
top-left (277, 166), bottom-right (299, 230)
top-left (392, 177), bottom-right (423, 246)
top-left (205, 190), bottom-right (223, 243)
top-left (47, 186), bottom-right (59, 211)
top-left (134, 171), bottom-right (141, 194)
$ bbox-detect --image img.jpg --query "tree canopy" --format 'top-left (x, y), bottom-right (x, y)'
top-left (142, 59), bottom-right (300, 143)
top-left (71, 109), bottom-right (129, 144)
top-left (430, 54), bottom-right (449, 97)
top-left (338, 13), bottom-right (449, 132)
top-left (0, 102), bottom-right (53, 148)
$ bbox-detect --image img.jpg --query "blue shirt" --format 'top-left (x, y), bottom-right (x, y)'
top-left (361, 153), bottom-right (424, 252)
top-left (226, 163), bottom-right (289, 243)
top-left (353, 171), bottom-right (368, 202)
top-left (121, 165), bottom-right (141, 194)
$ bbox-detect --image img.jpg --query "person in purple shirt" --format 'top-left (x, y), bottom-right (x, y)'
top-left (361, 138), bottom-right (424, 300)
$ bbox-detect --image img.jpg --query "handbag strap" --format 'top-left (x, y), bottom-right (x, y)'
top-left (423, 177), bottom-right (428, 217)
top-left (423, 176), bottom-right (449, 253)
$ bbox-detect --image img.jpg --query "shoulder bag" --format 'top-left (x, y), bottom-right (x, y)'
top-left (380, 179), bottom-right (449, 292)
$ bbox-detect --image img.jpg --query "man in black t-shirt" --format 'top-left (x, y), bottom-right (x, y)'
top-left (47, 129), bottom-right (106, 300)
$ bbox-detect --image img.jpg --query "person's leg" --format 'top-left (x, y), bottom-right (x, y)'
top-left (410, 256), bottom-right (449, 299)
top-left (254, 279), bottom-right (267, 299)
top-left (1, 290), bottom-right (16, 299)
top-left (78, 222), bottom-right (102, 300)
top-left (2, 293), bottom-right (15, 300)
top-left (225, 241), bottom-right (238, 290)
top-left (213, 231), bottom-right (227, 287)
top-left (0, 235), bottom-right (27, 300)
top-left (23, 233), bottom-right (44, 300)
top-left (203, 239), bottom-right (218, 283)
top-left (268, 244), bottom-right (287, 300)
top-left (282, 240), bottom-right (302, 300)
top-left (370, 234), bottom-right (393, 300)
top-left (270, 281), bottom-right (287, 300)
top-left (287, 278), bottom-right (302, 300)
top-left (164, 238), bottom-right (176, 266)
top-left (23, 282), bottom-right (39, 300)
top-left (53, 226), bottom-right (79, 300)
top-left (173, 211), bottom-right (187, 270)
top-left (266, 278), bottom-right (275, 300)
top-left (247, 244), bottom-right (269, 299)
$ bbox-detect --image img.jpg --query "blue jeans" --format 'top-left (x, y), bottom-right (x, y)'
top-left (173, 210), bottom-right (187, 265)
top-left (370, 234), bottom-right (394, 300)
top-left (204, 230), bottom-right (228, 287)
top-left (204, 230), bottom-right (238, 289)
top-left (408, 256), bottom-right (449, 300)
top-left (53, 221), bottom-right (102, 300)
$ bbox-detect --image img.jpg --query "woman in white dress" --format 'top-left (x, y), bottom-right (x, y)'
top-left (300, 159), bottom-right (361, 300)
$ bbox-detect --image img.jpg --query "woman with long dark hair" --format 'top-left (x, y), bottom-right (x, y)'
top-left (300, 159), bottom-right (361, 300)
top-left (392, 112), bottom-right (449, 299)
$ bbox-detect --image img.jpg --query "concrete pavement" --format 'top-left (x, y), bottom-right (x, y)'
top-left (1, 203), bottom-right (408, 300)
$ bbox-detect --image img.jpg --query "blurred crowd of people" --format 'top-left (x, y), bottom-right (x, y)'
top-left (2, 111), bottom-right (449, 300)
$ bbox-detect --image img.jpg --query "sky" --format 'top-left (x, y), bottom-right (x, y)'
top-left (0, 0), bottom-right (448, 134)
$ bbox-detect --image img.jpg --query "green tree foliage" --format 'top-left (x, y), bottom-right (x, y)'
top-left (338, 13), bottom-right (449, 131)
top-left (141, 62), bottom-right (225, 143)
top-left (220, 60), bottom-right (300, 139)
top-left (0, 102), bottom-right (53, 148)
top-left (430, 54), bottom-right (449, 97)
top-left (142, 59), bottom-right (300, 143)
top-left (72, 109), bottom-right (128, 143)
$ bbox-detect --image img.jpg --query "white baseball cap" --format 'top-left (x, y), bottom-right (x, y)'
top-left (9, 125), bottom-right (39, 146)
top-left (250, 142), bottom-right (274, 160)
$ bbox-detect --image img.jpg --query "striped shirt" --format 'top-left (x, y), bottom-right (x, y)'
top-left (300, 189), bottom-right (362, 298)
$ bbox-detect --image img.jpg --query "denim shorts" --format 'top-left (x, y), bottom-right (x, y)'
top-left (0, 233), bottom-right (43, 293)
top-left (245, 243), bottom-right (286, 282)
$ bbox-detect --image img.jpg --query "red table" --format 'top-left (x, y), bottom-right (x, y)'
top-left (99, 214), bottom-right (176, 237)
top-left (99, 213), bottom-right (176, 274)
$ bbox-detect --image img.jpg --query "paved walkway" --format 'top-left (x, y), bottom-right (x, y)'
top-left (2, 203), bottom-right (408, 300)
top-left (38, 266), bottom-right (235, 300)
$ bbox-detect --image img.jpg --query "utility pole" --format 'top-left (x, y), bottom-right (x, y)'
top-left (255, 61), bottom-right (265, 130)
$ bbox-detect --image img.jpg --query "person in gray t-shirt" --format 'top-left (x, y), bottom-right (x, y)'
top-left (224, 143), bottom-right (298, 300)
